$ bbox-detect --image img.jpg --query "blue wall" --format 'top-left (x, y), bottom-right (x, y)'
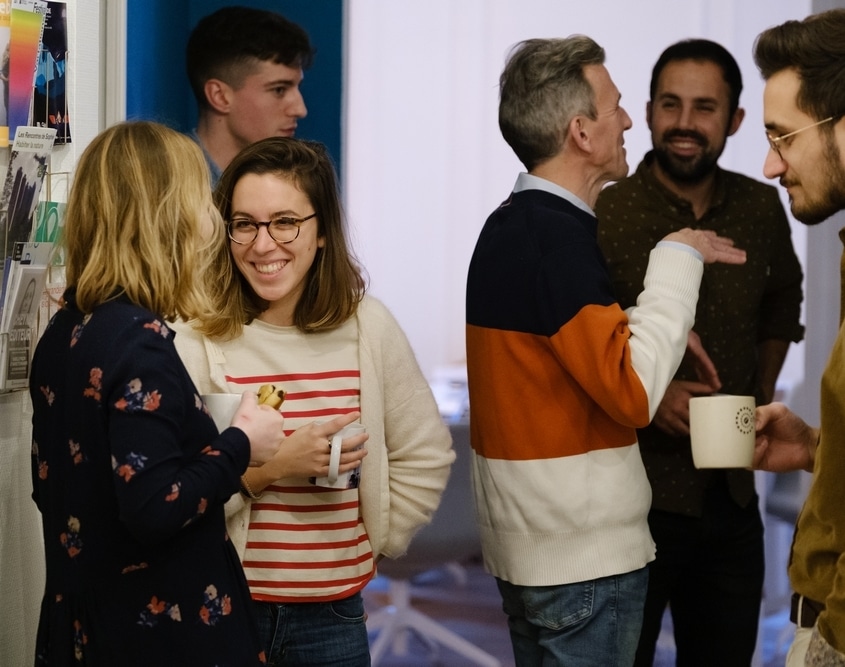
top-left (126, 0), bottom-right (344, 171)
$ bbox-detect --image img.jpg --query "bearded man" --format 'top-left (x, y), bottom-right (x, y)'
top-left (596, 39), bottom-right (804, 667)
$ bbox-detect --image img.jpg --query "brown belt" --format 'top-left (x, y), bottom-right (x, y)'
top-left (791, 593), bottom-right (824, 628)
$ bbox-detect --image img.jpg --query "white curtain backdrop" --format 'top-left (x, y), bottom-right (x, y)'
top-left (344, 0), bottom-right (828, 416)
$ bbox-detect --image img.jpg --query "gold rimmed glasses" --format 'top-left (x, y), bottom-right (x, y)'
top-left (766, 116), bottom-right (835, 160)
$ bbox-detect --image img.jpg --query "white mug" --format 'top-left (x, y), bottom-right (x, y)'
top-left (311, 422), bottom-right (367, 489)
top-left (689, 394), bottom-right (756, 468)
top-left (201, 393), bottom-right (241, 432)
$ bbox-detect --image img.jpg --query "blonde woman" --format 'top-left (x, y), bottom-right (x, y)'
top-left (174, 137), bottom-right (453, 666)
top-left (30, 121), bottom-right (290, 665)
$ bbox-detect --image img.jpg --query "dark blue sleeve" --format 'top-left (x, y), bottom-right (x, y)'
top-left (103, 317), bottom-right (250, 546)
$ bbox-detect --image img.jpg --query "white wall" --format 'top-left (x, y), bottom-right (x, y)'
top-left (345, 0), bottom-right (815, 400)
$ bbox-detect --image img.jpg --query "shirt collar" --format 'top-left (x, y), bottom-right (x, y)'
top-left (638, 151), bottom-right (728, 214)
top-left (513, 172), bottom-right (594, 216)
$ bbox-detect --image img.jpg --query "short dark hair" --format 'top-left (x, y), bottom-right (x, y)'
top-left (754, 9), bottom-right (845, 123)
top-left (650, 39), bottom-right (742, 115)
top-left (186, 6), bottom-right (315, 111)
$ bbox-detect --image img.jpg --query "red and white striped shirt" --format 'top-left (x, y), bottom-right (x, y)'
top-left (218, 317), bottom-right (375, 602)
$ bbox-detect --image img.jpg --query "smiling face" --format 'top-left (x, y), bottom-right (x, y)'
top-left (647, 59), bottom-right (740, 183)
top-left (229, 172), bottom-right (324, 325)
top-left (583, 64), bottom-right (632, 183)
top-left (225, 60), bottom-right (307, 150)
top-left (763, 68), bottom-right (845, 226)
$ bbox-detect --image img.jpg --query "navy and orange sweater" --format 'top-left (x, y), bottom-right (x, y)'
top-left (466, 175), bottom-right (703, 586)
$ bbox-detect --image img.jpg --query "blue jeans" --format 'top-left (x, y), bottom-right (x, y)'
top-left (496, 567), bottom-right (648, 667)
top-left (254, 593), bottom-right (370, 667)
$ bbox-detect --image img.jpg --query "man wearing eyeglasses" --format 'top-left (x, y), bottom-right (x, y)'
top-left (751, 9), bottom-right (845, 666)
top-left (595, 39), bottom-right (804, 666)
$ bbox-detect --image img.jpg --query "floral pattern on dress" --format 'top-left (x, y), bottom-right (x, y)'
top-left (198, 585), bottom-right (232, 626)
top-left (121, 562), bottom-right (149, 575)
top-left (112, 451), bottom-right (148, 482)
top-left (59, 516), bottom-right (82, 558)
top-left (40, 385), bottom-right (55, 405)
top-left (115, 377), bottom-right (162, 413)
top-left (82, 368), bottom-right (102, 401)
top-left (68, 440), bottom-right (85, 465)
top-left (68, 313), bottom-right (91, 348)
top-left (182, 497), bottom-right (209, 528)
top-left (143, 319), bottom-right (171, 339)
top-left (32, 441), bottom-right (48, 479)
top-left (137, 596), bottom-right (182, 627)
top-left (31, 296), bottom-right (263, 663)
top-left (72, 620), bottom-right (87, 662)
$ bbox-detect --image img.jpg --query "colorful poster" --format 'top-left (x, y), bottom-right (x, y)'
top-left (33, 0), bottom-right (67, 142)
top-left (0, 1), bottom-right (11, 147)
top-left (7, 2), bottom-right (44, 140)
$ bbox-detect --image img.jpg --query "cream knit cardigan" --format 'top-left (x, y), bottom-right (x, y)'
top-left (172, 295), bottom-right (455, 560)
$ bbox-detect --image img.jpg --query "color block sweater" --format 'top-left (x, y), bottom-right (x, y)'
top-left (466, 177), bottom-right (704, 586)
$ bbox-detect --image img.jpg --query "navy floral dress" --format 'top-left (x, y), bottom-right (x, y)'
top-left (29, 290), bottom-right (265, 666)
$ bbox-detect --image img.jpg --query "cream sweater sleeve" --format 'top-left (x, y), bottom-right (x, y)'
top-left (356, 297), bottom-right (455, 559)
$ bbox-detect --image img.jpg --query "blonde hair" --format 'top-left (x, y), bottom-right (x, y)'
top-left (64, 121), bottom-right (222, 320)
top-left (196, 137), bottom-right (365, 339)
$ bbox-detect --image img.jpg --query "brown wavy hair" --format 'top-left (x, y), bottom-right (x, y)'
top-left (195, 137), bottom-right (366, 339)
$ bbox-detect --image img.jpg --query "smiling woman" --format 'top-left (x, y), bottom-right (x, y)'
top-left (226, 172), bottom-right (324, 327)
top-left (171, 136), bottom-right (455, 666)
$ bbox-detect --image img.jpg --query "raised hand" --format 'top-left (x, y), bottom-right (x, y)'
top-left (664, 228), bottom-right (746, 265)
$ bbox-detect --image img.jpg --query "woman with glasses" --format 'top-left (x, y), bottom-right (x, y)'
top-left (173, 137), bottom-right (453, 666)
top-left (29, 121), bottom-right (290, 665)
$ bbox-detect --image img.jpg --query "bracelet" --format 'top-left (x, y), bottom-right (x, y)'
top-left (240, 474), bottom-right (263, 500)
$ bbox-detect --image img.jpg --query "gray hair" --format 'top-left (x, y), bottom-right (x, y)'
top-left (498, 36), bottom-right (605, 170)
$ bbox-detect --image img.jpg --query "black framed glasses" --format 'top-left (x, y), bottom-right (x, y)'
top-left (766, 116), bottom-right (835, 160)
top-left (227, 213), bottom-right (317, 245)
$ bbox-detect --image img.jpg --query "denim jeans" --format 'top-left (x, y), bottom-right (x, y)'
top-left (254, 593), bottom-right (370, 667)
top-left (496, 566), bottom-right (648, 667)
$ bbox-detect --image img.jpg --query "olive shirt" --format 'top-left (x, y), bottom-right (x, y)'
top-left (596, 153), bottom-right (804, 516)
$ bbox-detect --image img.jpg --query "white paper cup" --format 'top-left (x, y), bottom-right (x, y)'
top-left (689, 395), bottom-right (756, 468)
top-left (201, 393), bottom-right (241, 432)
top-left (311, 422), bottom-right (366, 489)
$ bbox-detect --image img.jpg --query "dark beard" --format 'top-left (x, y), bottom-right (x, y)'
top-left (652, 131), bottom-right (722, 184)
top-left (792, 134), bottom-right (845, 226)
